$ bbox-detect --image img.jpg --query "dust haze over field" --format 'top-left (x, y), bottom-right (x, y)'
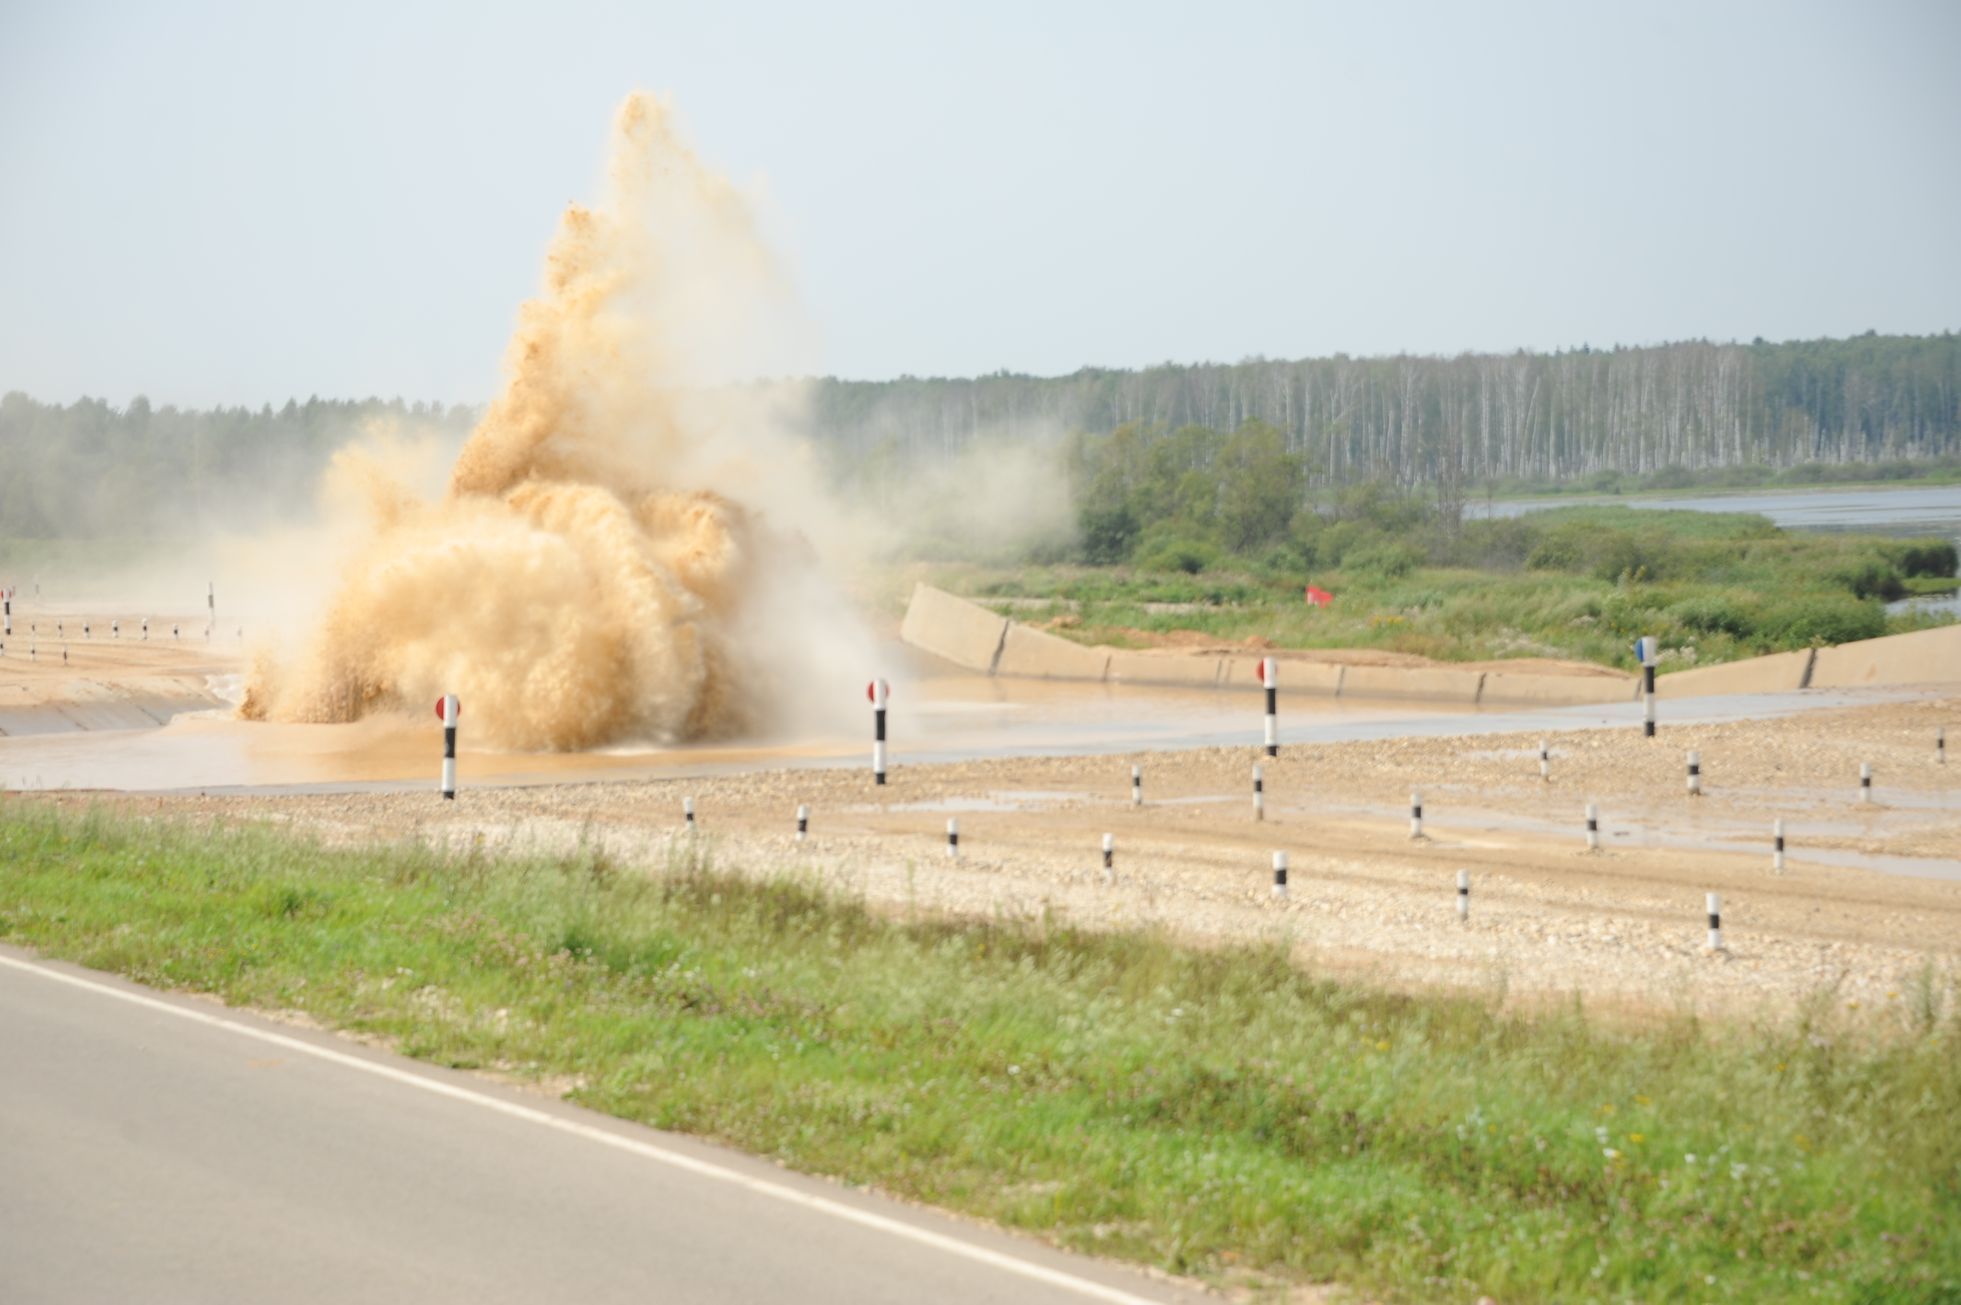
top-left (242, 93), bottom-right (871, 750)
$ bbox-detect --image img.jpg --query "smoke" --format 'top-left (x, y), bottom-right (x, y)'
top-left (853, 424), bottom-right (1078, 565)
top-left (242, 92), bottom-right (873, 750)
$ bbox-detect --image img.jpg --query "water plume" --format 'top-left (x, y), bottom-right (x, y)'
top-left (243, 92), bottom-right (865, 750)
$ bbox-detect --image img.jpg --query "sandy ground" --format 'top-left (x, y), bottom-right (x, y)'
top-left (70, 692), bottom-right (1958, 1028)
top-left (0, 604), bottom-right (237, 711)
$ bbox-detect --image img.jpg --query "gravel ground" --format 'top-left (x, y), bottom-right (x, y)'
top-left (95, 694), bottom-right (1961, 1025)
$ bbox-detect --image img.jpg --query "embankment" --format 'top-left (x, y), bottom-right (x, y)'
top-left (899, 583), bottom-right (1961, 705)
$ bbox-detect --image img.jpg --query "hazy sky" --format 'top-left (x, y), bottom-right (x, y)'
top-left (2, 0), bottom-right (1956, 407)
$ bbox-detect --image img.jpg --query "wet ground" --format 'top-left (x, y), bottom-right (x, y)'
top-left (0, 666), bottom-right (1911, 798)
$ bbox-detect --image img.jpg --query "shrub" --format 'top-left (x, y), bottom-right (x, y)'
top-left (1135, 535), bottom-right (1222, 575)
top-left (1825, 557), bottom-right (1906, 601)
top-left (1888, 540), bottom-right (1960, 579)
top-left (1343, 541), bottom-right (1423, 579)
top-left (1762, 595), bottom-right (1887, 646)
top-left (1671, 593), bottom-right (1756, 638)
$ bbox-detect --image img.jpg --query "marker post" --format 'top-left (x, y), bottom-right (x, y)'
top-left (868, 678), bottom-right (890, 786)
top-left (1259, 657), bottom-right (1278, 757)
top-left (1635, 636), bottom-right (1658, 738)
top-left (436, 694), bottom-right (459, 800)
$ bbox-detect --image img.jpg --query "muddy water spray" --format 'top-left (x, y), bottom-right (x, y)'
top-left (243, 94), bottom-right (866, 750)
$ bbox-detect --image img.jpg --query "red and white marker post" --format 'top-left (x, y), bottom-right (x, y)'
top-left (1257, 656), bottom-right (1278, 757)
top-left (868, 678), bottom-right (891, 786)
top-left (435, 694), bottom-right (459, 799)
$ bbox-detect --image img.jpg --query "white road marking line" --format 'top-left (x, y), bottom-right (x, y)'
top-left (0, 951), bottom-right (1165, 1304)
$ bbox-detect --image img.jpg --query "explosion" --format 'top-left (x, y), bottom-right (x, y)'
top-left (243, 93), bottom-right (853, 750)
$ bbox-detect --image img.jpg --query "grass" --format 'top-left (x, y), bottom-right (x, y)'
top-left (939, 507), bottom-right (1959, 671)
top-left (1, 804), bottom-right (1957, 1301)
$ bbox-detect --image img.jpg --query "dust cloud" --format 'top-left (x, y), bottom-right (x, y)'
top-left (242, 93), bottom-right (873, 750)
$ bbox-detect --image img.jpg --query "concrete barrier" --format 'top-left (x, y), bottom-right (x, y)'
top-left (898, 584), bottom-right (1010, 673)
top-left (1655, 649), bottom-right (1815, 699)
top-left (1219, 656), bottom-right (1344, 696)
top-left (1340, 665), bottom-right (1486, 703)
top-left (1810, 624), bottom-right (1961, 688)
top-left (995, 624), bottom-right (1112, 681)
top-left (1479, 671), bottom-right (1638, 707)
top-left (1106, 650), bottom-right (1222, 687)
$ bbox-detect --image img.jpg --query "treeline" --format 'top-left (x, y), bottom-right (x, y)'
top-left (0, 392), bottom-right (476, 537)
top-left (811, 331), bottom-right (1961, 506)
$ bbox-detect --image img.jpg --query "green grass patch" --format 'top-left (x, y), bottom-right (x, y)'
top-left (1, 805), bottom-right (1956, 1301)
top-left (933, 506), bottom-right (1957, 671)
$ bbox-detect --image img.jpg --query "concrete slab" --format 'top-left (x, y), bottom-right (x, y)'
top-left (1479, 671), bottom-right (1638, 707)
top-left (996, 624), bottom-right (1111, 681)
top-left (1810, 625), bottom-right (1961, 688)
top-left (898, 584), bottom-right (1009, 674)
top-left (1105, 650), bottom-right (1222, 687)
top-left (1339, 665), bottom-right (1486, 703)
top-left (1218, 657), bottom-right (1344, 696)
top-left (1655, 649), bottom-right (1815, 699)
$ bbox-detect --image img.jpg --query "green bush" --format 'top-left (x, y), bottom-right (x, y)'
top-left (1763, 595), bottom-right (1887, 646)
top-left (1671, 593), bottom-right (1757, 638)
top-left (1888, 540), bottom-right (1960, 579)
top-left (1343, 541), bottom-right (1423, 579)
top-left (1825, 557), bottom-right (1906, 601)
top-left (1135, 534), bottom-right (1222, 575)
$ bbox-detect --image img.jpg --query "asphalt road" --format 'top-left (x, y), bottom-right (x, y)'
top-left (0, 947), bottom-right (1202, 1304)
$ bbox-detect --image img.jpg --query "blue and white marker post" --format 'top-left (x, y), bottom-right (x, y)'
top-left (868, 678), bottom-right (890, 786)
top-left (436, 694), bottom-right (459, 800)
top-left (1258, 656), bottom-right (1279, 757)
top-left (1635, 636), bottom-right (1658, 738)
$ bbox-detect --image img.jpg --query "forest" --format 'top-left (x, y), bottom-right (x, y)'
top-left (819, 330), bottom-right (1961, 516)
top-left (1, 330), bottom-right (1955, 546)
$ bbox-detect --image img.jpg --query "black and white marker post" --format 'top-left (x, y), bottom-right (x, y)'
top-left (946, 818), bottom-right (959, 859)
top-left (868, 678), bottom-right (890, 787)
top-left (1706, 892), bottom-right (1724, 952)
top-left (1101, 833), bottom-right (1114, 884)
top-left (1859, 762), bottom-right (1873, 804)
top-left (796, 804), bottom-right (809, 843)
top-left (1687, 750), bottom-right (1703, 797)
top-left (1252, 764), bottom-right (1265, 821)
top-left (1131, 764), bottom-right (1143, 807)
top-left (3, 586), bottom-right (10, 639)
top-left (1585, 802), bottom-right (1601, 851)
top-left (436, 694), bottom-right (459, 800)
top-left (1538, 739), bottom-right (1550, 783)
top-left (1258, 656), bottom-right (1278, 757)
top-left (1456, 869), bottom-right (1470, 922)
top-left (1636, 636), bottom-right (1658, 738)
top-left (1409, 790), bottom-right (1424, 840)
top-left (1773, 818), bottom-right (1787, 873)
top-left (1271, 850), bottom-right (1288, 900)
top-left (684, 797), bottom-right (696, 831)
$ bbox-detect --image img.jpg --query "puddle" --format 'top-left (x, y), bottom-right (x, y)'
top-left (870, 789), bottom-right (1089, 814)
